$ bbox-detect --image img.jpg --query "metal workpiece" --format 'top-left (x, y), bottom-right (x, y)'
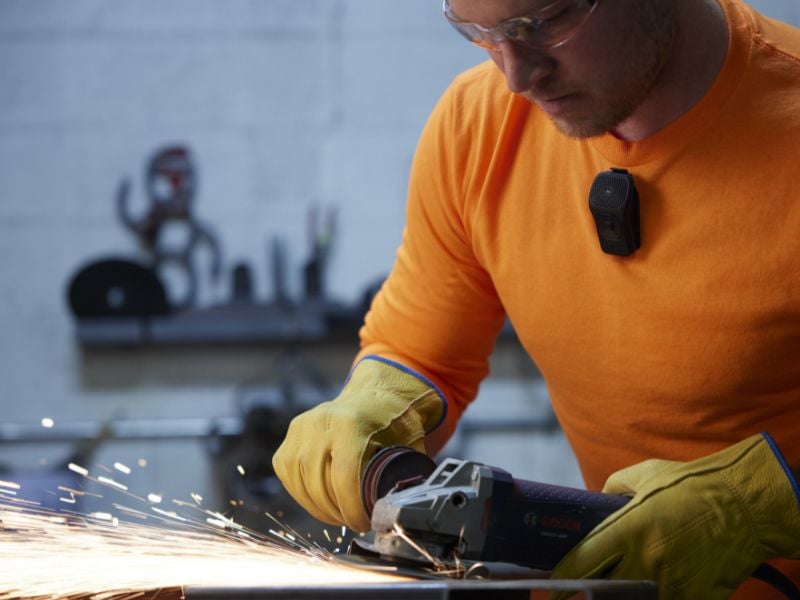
top-left (187, 578), bottom-right (658, 599)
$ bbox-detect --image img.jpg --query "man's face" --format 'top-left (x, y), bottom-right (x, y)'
top-left (448, 0), bottom-right (679, 138)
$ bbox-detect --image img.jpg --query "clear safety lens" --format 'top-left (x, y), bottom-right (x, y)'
top-left (443, 0), bottom-right (597, 51)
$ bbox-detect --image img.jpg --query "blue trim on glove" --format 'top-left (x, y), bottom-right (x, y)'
top-left (763, 432), bottom-right (800, 507)
top-left (348, 355), bottom-right (448, 434)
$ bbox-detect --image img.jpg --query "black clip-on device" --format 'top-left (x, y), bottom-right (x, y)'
top-left (588, 168), bottom-right (641, 257)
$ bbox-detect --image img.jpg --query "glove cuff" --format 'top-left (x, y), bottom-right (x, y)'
top-left (761, 433), bottom-right (800, 507)
top-left (347, 355), bottom-right (447, 434)
top-left (735, 433), bottom-right (800, 560)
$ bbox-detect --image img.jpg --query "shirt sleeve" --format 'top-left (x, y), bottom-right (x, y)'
top-left (356, 81), bottom-right (506, 454)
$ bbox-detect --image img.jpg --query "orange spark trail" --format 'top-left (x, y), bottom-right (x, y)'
top-left (0, 483), bottom-right (407, 599)
top-left (0, 501), bottom-right (408, 599)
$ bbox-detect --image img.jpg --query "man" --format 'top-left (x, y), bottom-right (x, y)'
top-left (274, 0), bottom-right (800, 597)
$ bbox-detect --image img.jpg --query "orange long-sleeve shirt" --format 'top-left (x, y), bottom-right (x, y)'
top-left (359, 0), bottom-right (800, 594)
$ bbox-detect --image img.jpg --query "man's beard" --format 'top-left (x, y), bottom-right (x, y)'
top-left (528, 0), bottom-right (679, 139)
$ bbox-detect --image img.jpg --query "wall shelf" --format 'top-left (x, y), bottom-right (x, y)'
top-left (73, 302), bottom-right (365, 348)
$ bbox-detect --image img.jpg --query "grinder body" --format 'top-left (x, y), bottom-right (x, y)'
top-left (357, 446), bottom-right (629, 571)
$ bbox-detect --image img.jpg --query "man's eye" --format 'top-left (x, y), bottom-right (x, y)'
top-left (506, 8), bottom-right (571, 39)
top-left (506, 18), bottom-right (543, 39)
top-left (536, 7), bottom-right (571, 24)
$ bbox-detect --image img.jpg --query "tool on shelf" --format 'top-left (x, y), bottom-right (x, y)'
top-left (117, 145), bottom-right (222, 308)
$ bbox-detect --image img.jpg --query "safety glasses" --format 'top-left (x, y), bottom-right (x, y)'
top-left (443, 0), bottom-right (598, 51)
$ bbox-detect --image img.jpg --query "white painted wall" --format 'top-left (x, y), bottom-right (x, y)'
top-left (0, 0), bottom-right (797, 516)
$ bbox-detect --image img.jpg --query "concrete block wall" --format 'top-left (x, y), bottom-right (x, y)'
top-left (0, 0), bottom-right (486, 510)
top-left (0, 0), bottom-right (797, 513)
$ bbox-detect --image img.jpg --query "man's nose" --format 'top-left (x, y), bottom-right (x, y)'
top-left (491, 41), bottom-right (555, 93)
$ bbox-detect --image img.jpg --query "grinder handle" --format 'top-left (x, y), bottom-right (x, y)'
top-left (514, 476), bottom-right (630, 512)
top-left (481, 467), bottom-right (630, 570)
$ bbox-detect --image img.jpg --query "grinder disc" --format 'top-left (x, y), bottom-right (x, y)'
top-left (360, 446), bottom-right (436, 518)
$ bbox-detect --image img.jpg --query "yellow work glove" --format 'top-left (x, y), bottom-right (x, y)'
top-left (551, 433), bottom-right (800, 600)
top-left (271, 356), bottom-right (445, 532)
